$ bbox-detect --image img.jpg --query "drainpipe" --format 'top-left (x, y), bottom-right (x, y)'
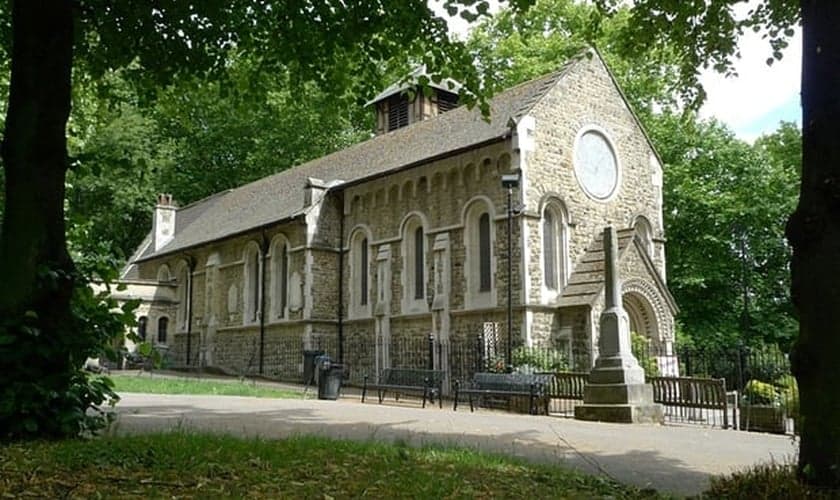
top-left (259, 233), bottom-right (268, 375)
top-left (337, 192), bottom-right (345, 363)
top-left (185, 256), bottom-right (195, 367)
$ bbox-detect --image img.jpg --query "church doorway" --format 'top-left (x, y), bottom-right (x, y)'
top-left (623, 291), bottom-right (660, 350)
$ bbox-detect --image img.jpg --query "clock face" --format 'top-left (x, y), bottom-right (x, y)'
top-left (574, 130), bottom-right (619, 200)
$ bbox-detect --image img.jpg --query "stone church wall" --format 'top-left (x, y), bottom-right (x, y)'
top-left (525, 54), bottom-right (666, 306)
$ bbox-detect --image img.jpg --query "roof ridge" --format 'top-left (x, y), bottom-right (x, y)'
top-left (172, 66), bottom-right (577, 216)
top-left (134, 62), bottom-right (585, 262)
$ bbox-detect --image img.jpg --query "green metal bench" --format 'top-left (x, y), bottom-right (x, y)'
top-left (454, 372), bottom-right (550, 415)
top-left (362, 368), bottom-right (444, 408)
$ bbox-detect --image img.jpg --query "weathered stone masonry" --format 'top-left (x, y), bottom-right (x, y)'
top-left (120, 51), bottom-right (677, 378)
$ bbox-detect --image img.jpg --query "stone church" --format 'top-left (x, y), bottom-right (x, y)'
top-left (118, 50), bottom-right (678, 379)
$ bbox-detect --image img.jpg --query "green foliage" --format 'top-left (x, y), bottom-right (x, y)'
top-left (775, 374), bottom-right (800, 428)
top-left (0, 263), bottom-right (134, 440)
top-left (708, 462), bottom-right (837, 499)
top-left (151, 59), bottom-right (373, 206)
top-left (743, 379), bottom-right (781, 406)
top-left (592, 0), bottom-right (799, 109)
top-left (467, 0), bottom-right (683, 119)
top-left (650, 115), bottom-right (800, 349)
top-left (630, 332), bottom-right (660, 378)
top-left (512, 346), bottom-right (570, 372)
top-left (65, 65), bottom-right (177, 260)
top-left (0, 432), bottom-right (663, 498)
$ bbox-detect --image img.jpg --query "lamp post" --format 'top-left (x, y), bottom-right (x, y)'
top-left (501, 172), bottom-right (521, 370)
top-left (427, 290), bottom-right (435, 371)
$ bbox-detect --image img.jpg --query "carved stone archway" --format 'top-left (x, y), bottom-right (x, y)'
top-left (622, 278), bottom-right (674, 348)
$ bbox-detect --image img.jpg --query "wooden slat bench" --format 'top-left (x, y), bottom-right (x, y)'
top-left (453, 372), bottom-right (550, 415)
top-left (362, 368), bottom-right (444, 408)
top-left (650, 376), bottom-right (729, 428)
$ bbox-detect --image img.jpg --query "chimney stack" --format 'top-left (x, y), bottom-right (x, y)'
top-left (153, 194), bottom-right (176, 251)
top-left (303, 178), bottom-right (329, 207)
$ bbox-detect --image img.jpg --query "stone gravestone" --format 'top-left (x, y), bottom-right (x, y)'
top-left (574, 226), bottom-right (663, 424)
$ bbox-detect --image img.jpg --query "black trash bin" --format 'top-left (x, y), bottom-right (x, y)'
top-left (316, 356), bottom-right (344, 400)
top-left (303, 350), bottom-right (325, 385)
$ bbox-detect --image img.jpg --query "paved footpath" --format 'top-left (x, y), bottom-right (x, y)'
top-left (115, 393), bottom-right (797, 497)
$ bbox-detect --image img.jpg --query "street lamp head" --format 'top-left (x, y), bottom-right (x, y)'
top-left (501, 172), bottom-right (520, 189)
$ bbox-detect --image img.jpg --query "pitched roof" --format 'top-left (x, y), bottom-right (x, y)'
top-left (365, 65), bottom-right (463, 106)
top-left (556, 228), bottom-right (679, 314)
top-left (135, 60), bottom-right (577, 263)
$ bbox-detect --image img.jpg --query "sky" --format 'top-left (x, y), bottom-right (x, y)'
top-left (431, 1), bottom-right (802, 143)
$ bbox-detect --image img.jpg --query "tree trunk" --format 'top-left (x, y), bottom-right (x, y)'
top-left (0, 0), bottom-right (75, 375)
top-left (788, 0), bottom-right (840, 488)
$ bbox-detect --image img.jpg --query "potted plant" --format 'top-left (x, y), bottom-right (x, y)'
top-left (740, 379), bottom-right (786, 434)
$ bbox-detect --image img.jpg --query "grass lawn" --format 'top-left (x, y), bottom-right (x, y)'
top-left (109, 373), bottom-right (302, 399)
top-left (0, 433), bottom-right (664, 499)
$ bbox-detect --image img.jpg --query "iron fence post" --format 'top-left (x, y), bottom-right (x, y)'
top-left (428, 334), bottom-right (435, 371)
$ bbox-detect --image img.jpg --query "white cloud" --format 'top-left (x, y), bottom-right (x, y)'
top-left (429, 0), bottom-right (500, 39)
top-left (699, 28), bottom-right (801, 140)
top-left (430, 0), bottom-right (802, 140)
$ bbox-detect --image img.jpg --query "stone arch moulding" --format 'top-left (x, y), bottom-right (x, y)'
top-left (460, 195), bottom-right (497, 224)
top-left (461, 196), bottom-right (497, 309)
top-left (269, 233), bottom-right (291, 320)
top-left (621, 277), bottom-right (673, 345)
top-left (348, 225), bottom-right (373, 318)
top-left (242, 240), bottom-right (262, 325)
top-left (400, 212), bottom-right (429, 314)
top-left (538, 192), bottom-right (574, 225)
top-left (156, 264), bottom-right (171, 282)
top-left (173, 258), bottom-right (191, 332)
top-left (398, 211), bottom-right (430, 236)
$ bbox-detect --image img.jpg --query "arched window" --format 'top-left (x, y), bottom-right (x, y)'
top-left (542, 201), bottom-right (569, 295)
top-left (137, 316), bottom-right (148, 342)
top-left (360, 238), bottom-right (369, 306)
top-left (414, 227), bottom-right (425, 299)
top-left (544, 211), bottom-right (557, 290)
top-left (157, 265), bottom-right (171, 283)
top-left (478, 213), bottom-right (491, 292)
top-left (464, 198), bottom-right (496, 308)
top-left (270, 236), bottom-right (290, 319)
top-left (243, 243), bottom-right (262, 324)
top-left (635, 216), bottom-right (654, 257)
top-left (175, 263), bottom-right (189, 331)
top-left (157, 317), bottom-right (168, 344)
top-left (401, 215), bottom-right (427, 312)
top-left (349, 229), bottom-right (371, 317)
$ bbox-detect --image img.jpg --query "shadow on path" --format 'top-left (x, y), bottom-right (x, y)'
top-left (113, 395), bottom-right (797, 498)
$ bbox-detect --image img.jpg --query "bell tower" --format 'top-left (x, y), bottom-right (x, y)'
top-left (368, 66), bottom-right (461, 135)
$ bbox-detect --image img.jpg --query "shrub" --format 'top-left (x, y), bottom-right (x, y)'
top-left (742, 379), bottom-right (780, 406)
top-left (630, 332), bottom-right (660, 378)
top-left (775, 374), bottom-right (800, 431)
top-left (707, 462), bottom-right (838, 499)
top-left (512, 347), bottom-right (569, 373)
top-left (0, 261), bottom-right (135, 440)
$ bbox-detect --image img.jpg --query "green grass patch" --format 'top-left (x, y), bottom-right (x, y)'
top-left (110, 374), bottom-right (302, 399)
top-left (0, 433), bottom-right (663, 499)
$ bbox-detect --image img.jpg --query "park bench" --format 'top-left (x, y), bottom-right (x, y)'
top-left (453, 372), bottom-right (551, 415)
top-left (650, 376), bottom-right (730, 428)
top-left (362, 368), bottom-right (444, 408)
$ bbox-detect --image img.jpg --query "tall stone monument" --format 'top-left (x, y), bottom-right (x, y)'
top-left (574, 226), bottom-right (663, 423)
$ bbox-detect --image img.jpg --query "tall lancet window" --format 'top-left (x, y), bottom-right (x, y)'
top-left (542, 201), bottom-right (569, 296)
top-left (544, 211), bottom-right (558, 291)
top-left (478, 213), bottom-right (492, 292)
